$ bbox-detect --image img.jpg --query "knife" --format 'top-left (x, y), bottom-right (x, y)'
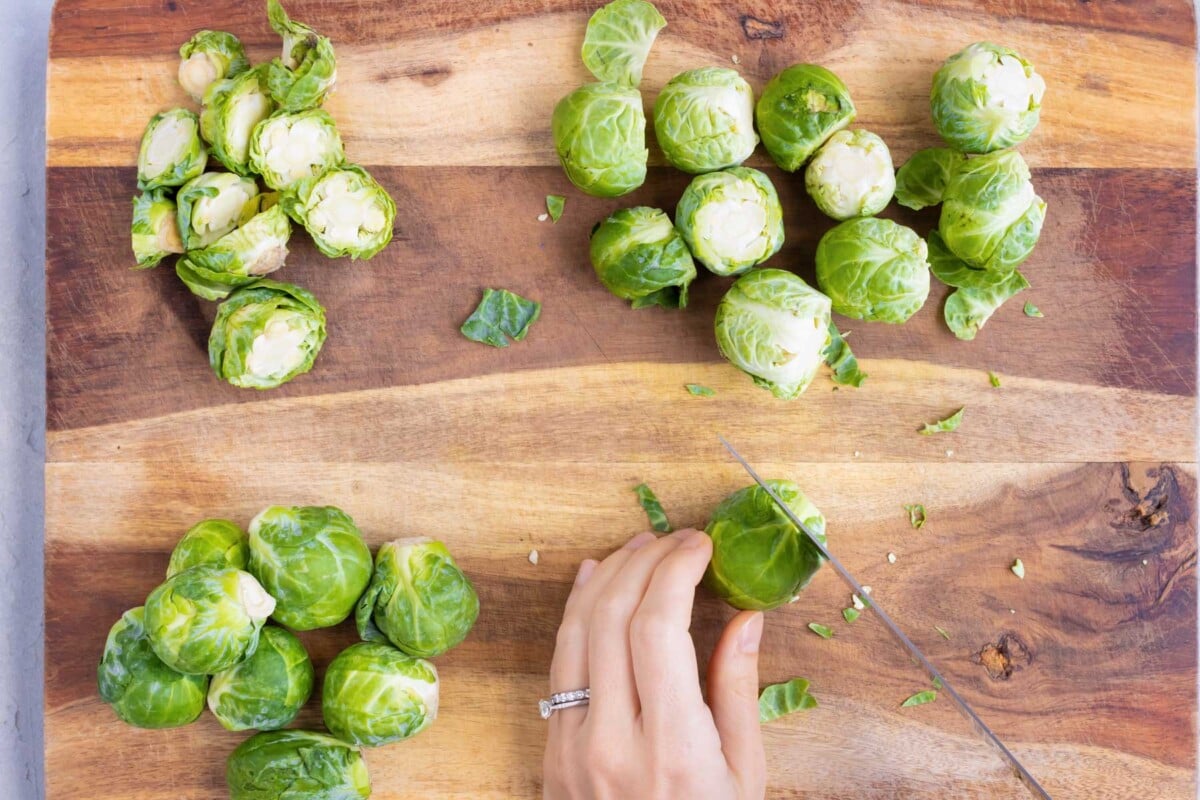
top-left (718, 436), bottom-right (1051, 799)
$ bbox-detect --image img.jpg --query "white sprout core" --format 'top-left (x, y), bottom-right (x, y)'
top-left (226, 90), bottom-right (273, 164)
top-left (156, 211), bottom-right (184, 254)
top-left (806, 130), bottom-right (895, 219)
top-left (144, 115), bottom-right (192, 177)
top-left (246, 312), bottom-right (310, 380)
top-left (260, 116), bottom-right (338, 186)
top-left (193, 179), bottom-right (256, 243)
top-left (237, 572), bottom-right (277, 620)
top-left (752, 305), bottom-right (829, 390)
top-left (308, 172), bottom-right (389, 249)
top-left (179, 53), bottom-right (220, 100)
top-left (694, 185), bottom-right (770, 266)
top-left (951, 44), bottom-right (1046, 111)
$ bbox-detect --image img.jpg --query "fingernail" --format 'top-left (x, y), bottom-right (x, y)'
top-left (626, 532), bottom-right (656, 551)
top-left (575, 559), bottom-right (598, 586)
top-left (738, 612), bottom-right (763, 654)
top-left (679, 529), bottom-right (709, 549)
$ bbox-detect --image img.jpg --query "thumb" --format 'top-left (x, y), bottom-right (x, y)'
top-left (707, 610), bottom-right (767, 797)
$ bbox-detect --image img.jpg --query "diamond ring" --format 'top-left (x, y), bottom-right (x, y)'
top-left (539, 688), bottom-right (590, 719)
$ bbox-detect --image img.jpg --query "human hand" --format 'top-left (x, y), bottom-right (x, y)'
top-left (543, 529), bottom-right (766, 800)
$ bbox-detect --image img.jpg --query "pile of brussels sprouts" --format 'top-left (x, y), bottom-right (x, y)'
top-left (555, 0), bottom-right (1047, 398)
top-left (131, 0), bottom-right (397, 391)
top-left (97, 508), bottom-right (478, 799)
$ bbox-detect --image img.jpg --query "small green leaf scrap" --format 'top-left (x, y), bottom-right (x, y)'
top-left (821, 323), bottom-right (868, 387)
top-left (1011, 558), bottom-right (1025, 579)
top-left (758, 678), bottom-right (818, 723)
top-left (932, 676), bottom-right (943, 690)
top-left (546, 194), bottom-right (565, 222)
top-left (842, 607), bottom-right (860, 623)
top-left (901, 690), bottom-right (938, 707)
top-left (988, 371), bottom-right (1001, 388)
top-left (685, 384), bottom-right (715, 397)
top-left (1023, 301), bottom-right (1043, 318)
top-left (920, 407), bottom-right (964, 435)
top-left (904, 503), bottom-right (927, 529)
top-left (808, 622), bottom-right (834, 639)
top-left (633, 483), bottom-right (671, 533)
top-left (461, 288), bottom-right (541, 348)
top-left (934, 625), bottom-right (951, 640)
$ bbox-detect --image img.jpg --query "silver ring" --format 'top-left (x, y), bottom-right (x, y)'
top-left (539, 688), bottom-right (590, 719)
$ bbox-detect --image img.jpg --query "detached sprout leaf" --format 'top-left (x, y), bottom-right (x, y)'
top-left (988, 370), bottom-right (1002, 388)
top-left (894, 147), bottom-right (966, 211)
top-left (677, 167), bottom-right (785, 277)
top-left (461, 288), bottom-right (541, 347)
top-left (582, 0), bottom-right (666, 88)
top-left (920, 407), bottom-right (964, 435)
top-left (822, 323), bottom-right (867, 387)
top-left (808, 622), bottom-right (834, 639)
top-left (178, 30), bottom-right (249, 101)
top-left (137, 109), bottom-right (207, 191)
top-left (634, 483), bottom-right (671, 532)
top-left (546, 194), bottom-right (566, 222)
top-left (131, 190), bottom-right (184, 269)
top-left (901, 690), bottom-right (938, 707)
top-left (1011, 558), bottom-right (1026, 579)
top-left (816, 218), bottom-right (931, 324)
top-left (552, 82), bottom-right (648, 197)
top-left (934, 625), bottom-right (951, 639)
top-left (842, 607), bottom-right (860, 623)
top-left (266, 0), bottom-right (338, 111)
top-left (758, 678), bottom-right (817, 723)
top-left (944, 270), bottom-right (1030, 341)
top-left (1024, 301), bottom-right (1043, 318)
top-left (903, 503), bottom-right (927, 529)
top-left (756, 64), bottom-right (855, 172)
top-left (654, 67), bottom-right (758, 173)
top-left (226, 730), bottom-right (370, 799)
top-left (685, 384), bottom-right (715, 397)
top-left (589, 206), bottom-right (696, 309)
top-left (931, 42), bottom-right (1045, 154)
top-left (322, 642), bottom-right (439, 746)
top-left (249, 109), bottom-right (345, 191)
top-left (209, 279), bottom-right (327, 390)
top-left (177, 204), bottom-right (293, 300)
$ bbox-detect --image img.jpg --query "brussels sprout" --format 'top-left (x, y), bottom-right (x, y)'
top-left (714, 268), bottom-right (832, 399)
top-left (814, 217), bottom-right (931, 323)
top-left (581, 0), bottom-right (666, 88)
top-left (227, 730), bottom-right (371, 800)
top-left (356, 537), bottom-right (479, 658)
top-left (653, 67), bottom-right (757, 174)
top-left (894, 147), bottom-right (966, 211)
top-left (178, 30), bottom-right (249, 101)
top-left (939, 149), bottom-right (1046, 273)
top-left (676, 167), bottom-right (784, 277)
top-left (931, 42), bottom-right (1045, 154)
top-left (248, 505), bottom-right (373, 630)
top-left (280, 165), bottom-right (396, 260)
top-left (551, 82), bottom-right (648, 198)
top-left (207, 625), bottom-right (314, 732)
top-left (167, 519), bottom-right (249, 578)
top-left (176, 172), bottom-right (261, 251)
top-left (97, 606), bottom-right (208, 729)
top-left (144, 565), bottom-right (275, 675)
top-left (137, 109), bottom-right (207, 191)
top-left (703, 480), bottom-right (827, 610)
top-left (209, 279), bottom-right (327, 390)
top-left (322, 642), bottom-right (439, 747)
top-left (756, 64), bottom-right (855, 172)
top-left (926, 228), bottom-right (1008, 290)
top-left (177, 205), bottom-right (293, 300)
top-left (266, 0), bottom-right (338, 111)
top-left (203, 65), bottom-right (277, 176)
top-left (805, 129), bottom-right (895, 220)
top-left (131, 189), bottom-right (184, 269)
top-left (589, 206), bottom-right (696, 309)
top-left (249, 109), bottom-right (345, 191)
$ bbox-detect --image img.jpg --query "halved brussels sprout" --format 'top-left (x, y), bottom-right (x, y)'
top-left (208, 280), bottom-right (327, 390)
top-left (248, 505), bottom-right (373, 630)
top-left (356, 537), bottom-right (479, 658)
top-left (249, 109), bottom-right (345, 191)
top-left (203, 64), bottom-right (277, 176)
top-left (227, 730), bottom-right (371, 800)
top-left (178, 30), bottom-right (249, 101)
top-left (177, 204), bottom-right (292, 300)
top-left (167, 519), bottom-right (249, 578)
top-left (756, 64), bottom-right (855, 172)
top-left (97, 606), bottom-right (208, 729)
top-left (266, 0), bottom-right (338, 111)
top-left (131, 189), bottom-right (184, 269)
top-left (894, 147), bottom-right (966, 211)
top-left (653, 67), bottom-right (757, 174)
top-left (815, 217), bottom-right (930, 323)
top-left (703, 480), bottom-right (827, 610)
top-left (137, 109), bottom-right (207, 191)
top-left (581, 0), bottom-right (666, 88)
top-left (322, 642), bottom-right (439, 747)
top-left (805, 129), bottom-right (895, 220)
top-left (589, 206), bottom-right (697, 309)
top-left (207, 625), bottom-right (314, 732)
top-left (675, 167), bottom-right (784, 276)
top-left (931, 42), bottom-right (1045, 154)
top-left (714, 268), bottom-right (832, 399)
top-left (280, 165), bottom-right (396, 260)
top-left (176, 172), bottom-right (260, 251)
top-left (144, 565), bottom-right (275, 675)
top-left (552, 82), bottom-right (648, 198)
top-left (939, 149), bottom-right (1046, 273)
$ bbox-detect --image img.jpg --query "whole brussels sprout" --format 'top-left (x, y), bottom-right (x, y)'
top-left (939, 149), bottom-right (1046, 273)
top-left (714, 268), bottom-right (831, 399)
top-left (203, 65), bottom-right (277, 176)
top-left (176, 172), bottom-right (261, 251)
top-left (167, 518), bottom-right (249, 578)
top-left (177, 205), bottom-right (292, 301)
top-left (552, 82), bottom-right (648, 197)
top-left (249, 109), bottom-right (345, 191)
top-left (703, 480), bottom-right (827, 610)
top-left (931, 42), bottom-right (1045, 154)
top-left (207, 625), bottom-right (314, 732)
top-left (322, 642), bottom-right (439, 747)
top-left (248, 505), bottom-right (373, 631)
top-left (756, 64), bottom-right (855, 172)
top-left (137, 108), bottom-right (207, 191)
top-left (804, 129), bottom-right (895, 220)
top-left (144, 565), bottom-right (275, 675)
top-left (208, 280), bottom-right (327, 390)
top-left (675, 167), bottom-right (784, 276)
top-left (653, 67), bottom-right (757, 174)
top-left (267, 0), bottom-right (338, 112)
top-left (356, 537), bottom-right (479, 658)
top-left (814, 217), bottom-right (931, 323)
top-left (589, 206), bottom-right (697, 309)
top-left (894, 147), bottom-right (966, 211)
top-left (227, 729), bottom-right (371, 800)
top-left (178, 30), bottom-right (249, 101)
top-left (281, 165), bottom-right (396, 260)
top-left (131, 189), bottom-right (184, 269)
top-left (97, 606), bottom-right (208, 729)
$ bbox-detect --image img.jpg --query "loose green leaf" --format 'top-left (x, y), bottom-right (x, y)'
top-left (581, 0), bottom-right (666, 88)
top-left (808, 622), bottom-right (834, 639)
top-left (988, 371), bottom-right (1001, 388)
top-left (934, 625), bottom-right (951, 640)
top-left (932, 676), bottom-right (943, 690)
top-left (903, 503), bottom-right (927, 529)
top-left (821, 323), bottom-right (867, 387)
top-left (461, 288), bottom-right (541, 348)
top-left (546, 194), bottom-right (565, 222)
top-left (842, 607), bottom-right (860, 623)
top-left (901, 690), bottom-right (938, 707)
top-left (944, 270), bottom-right (1031, 341)
top-left (685, 384), bottom-right (715, 397)
top-left (1023, 301), bottom-right (1043, 318)
top-left (758, 678), bottom-right (818, 723)
top-left (633, 483), bottom-right (671, 533)
top-left (919, 407), bottom-right (964, 435)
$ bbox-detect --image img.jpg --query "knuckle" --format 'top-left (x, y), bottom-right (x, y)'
top-left (590, 595), bottom-right (631, 629)
top-left (554, 619), bottom-right (586, 651)
top-left (629, 612), bottom-right (672, 647)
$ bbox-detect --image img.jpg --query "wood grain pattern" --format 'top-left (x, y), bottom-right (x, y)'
top-left (45, 0), bottom-right (1197, 798)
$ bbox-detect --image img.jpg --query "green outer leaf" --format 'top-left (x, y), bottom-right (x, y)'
top-left (943, 268), bottom-right (1030, 341)
top-left (546, 194), bottom-right (566, 222)
top-left (808, 622), bottom-right (834, 639)
top-left (894, 147), bottom-right (966, 210)
top-left (814, 217), bottom-right (930, 324)
top-left (226, 729), bottom-right (371, 800)
top-left (552, 82), bottom-right (648, 198)
top-left (131, 189), bottom-right (182, 269)
top-left (842, 607), bottom-right (860, 623)
top-left (280, 164), bottom-right (396, 259)
top-left (685, 384), bottom-right (715, 397)
top-left (1024, 301), bottom-right (1043, 318)
top-left (137, 108), bottom-right (207, 191)
top-left (208, 625), bottom-right (315, 732)
top-left (167, 519), bottom-right (248, 578)
top-left (322, 642), bottom-right (439, 747)
top-left (758, 678), bottom-right (817, 723)
top-left (589, 206), bottom-right (696, 308)
top-left (633, 483), bottom-right (671, 532)
top-left (208, 279), bottom-right (327, 390)
top-left (988, 371), bottom-right (1001, 388)
top-left (461, 288), bottom-right (541, 347)
top-left (755, 64), bottom-right (855, 172)
top-left (919, 407), bottom-right (964, 435)
top-left (581, 0), bottom-right (666, 88)
top-left (821, 323), bottom-right (867, 387)
top-left (903, 503), bottom-right (927, 529)
top-left (932, 676), bottom-right (944, 690)
top-left (901, 690), bottom-right (938, 707)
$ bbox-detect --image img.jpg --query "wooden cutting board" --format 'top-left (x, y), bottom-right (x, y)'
top-left (45, 1), bottom-right (1197, 797)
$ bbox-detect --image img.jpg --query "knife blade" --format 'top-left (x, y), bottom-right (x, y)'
top-left (718, 435), bottom-right (1051, 799)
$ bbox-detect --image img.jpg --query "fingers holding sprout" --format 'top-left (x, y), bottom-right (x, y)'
top-left (178, 30), bottom-right (249, 101)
